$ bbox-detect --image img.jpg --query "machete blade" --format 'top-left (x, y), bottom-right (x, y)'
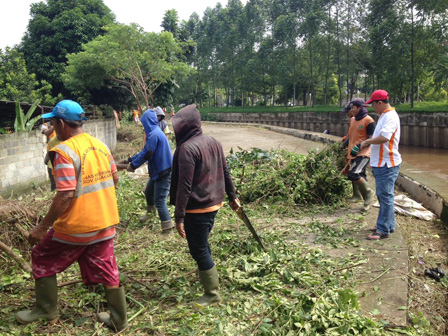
top-left (235, 207), bottom-right (266, 251)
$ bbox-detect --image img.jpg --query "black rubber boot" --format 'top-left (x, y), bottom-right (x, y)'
top-left (97, 286), bottom-right (128, 331)
top-left (194, 266), bottom-right (221, 307)
top-left (15, 275), bottom-right (58, 324)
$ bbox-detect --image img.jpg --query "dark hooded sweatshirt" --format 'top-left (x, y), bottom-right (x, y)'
top-left (170, 104), bottom-right (236, 223)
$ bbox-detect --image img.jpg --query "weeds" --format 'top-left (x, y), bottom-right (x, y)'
top-left (227, 144), bottom-right (348, 206)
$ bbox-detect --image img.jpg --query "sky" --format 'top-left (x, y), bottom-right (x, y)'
top-left (0, 0), bottom-right (238, 50)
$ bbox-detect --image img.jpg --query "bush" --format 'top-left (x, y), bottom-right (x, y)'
top-left (227, 143), bottom-right (348, 206)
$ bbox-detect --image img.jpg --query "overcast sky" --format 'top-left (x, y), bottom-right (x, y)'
top-left (0, 0), bottom-right (241, 50)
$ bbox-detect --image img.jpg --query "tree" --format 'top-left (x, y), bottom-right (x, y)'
top-left (20, 0), bottom-right (115, 97)
top-left (63, 24), bottom-right (190, 111)
top-left (0, 47), bottom-right (57, 105)
top-left (161, 9), bottom-right (180, 38)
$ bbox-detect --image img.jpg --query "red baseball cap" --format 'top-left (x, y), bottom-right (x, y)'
top-left (366, 89), bottom-right (389, 104)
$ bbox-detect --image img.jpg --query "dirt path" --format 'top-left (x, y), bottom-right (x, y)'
top-left (202, 122), bottom-right (323, 156)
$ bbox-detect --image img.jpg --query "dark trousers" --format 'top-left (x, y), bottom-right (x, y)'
top-left (184, 211), bottom-right (218, 271)
top-left (48, 167), bottom-right (56, 191)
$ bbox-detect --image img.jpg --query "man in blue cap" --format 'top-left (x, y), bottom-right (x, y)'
top-left (15, 100), bottom-right (128, 331)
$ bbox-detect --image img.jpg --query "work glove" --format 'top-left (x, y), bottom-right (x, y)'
top-left (126, 162), bottom-right (135, 172)
top-left (350, 144), bottom-right (361, 157)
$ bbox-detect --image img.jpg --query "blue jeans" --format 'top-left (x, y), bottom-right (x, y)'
top-left (184, 211), bottom-right (218, 271)
top-left (144, 173), bottom-right (171, 222)
top-left (371, 165), bottom-right (400, 235)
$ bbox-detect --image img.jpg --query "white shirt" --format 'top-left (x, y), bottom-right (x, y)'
top-left (370, 108), bottom-right (402, 168)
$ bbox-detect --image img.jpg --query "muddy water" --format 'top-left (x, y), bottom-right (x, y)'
top-left (399, 146), bottom-right (448, 181)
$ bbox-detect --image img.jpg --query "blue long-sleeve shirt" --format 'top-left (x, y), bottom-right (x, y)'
top-left (130, 109), bottom-right (172, 180)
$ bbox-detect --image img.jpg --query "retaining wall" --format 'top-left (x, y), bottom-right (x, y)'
top-left (211, 112), bottom-right (448, 149)
top-left (0, 119), bottom-right (116, 197)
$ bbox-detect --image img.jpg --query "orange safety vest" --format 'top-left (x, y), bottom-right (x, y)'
top-left (51, 133), bottom-right (119, 234)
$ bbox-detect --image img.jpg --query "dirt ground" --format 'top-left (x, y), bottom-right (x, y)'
top-left (202, 123), bottom-right (324, 156)
top-left (2, 121), bottom-right (444, 334)
top-left (200, 122), bottom-right (448, 334)
top-left (115, 121), bottom-right (447, 334)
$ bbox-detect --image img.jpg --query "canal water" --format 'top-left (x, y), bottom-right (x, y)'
top-left (400, 146), bottom-right (448, 181)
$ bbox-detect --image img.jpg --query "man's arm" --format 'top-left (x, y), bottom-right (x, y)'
top-left (28, 190), bottom-right (74, 245)
top-left (112, 172), bottom-right (119, 188)
top-left (173, 148), bottom-right (196, 239)
top-left (43, 126), bottom-right (55, 138)
top-left (360, 135), bottom-right (388, 148)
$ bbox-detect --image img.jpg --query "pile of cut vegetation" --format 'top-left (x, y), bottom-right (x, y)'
top-left (0, 195), bottom-right (51, 273)
top-left (227, 143), bottom-right (348, 206)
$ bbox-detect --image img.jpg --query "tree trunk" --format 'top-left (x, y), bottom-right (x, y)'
top-left (309, 37), bottom-right (315, 108)
top-left (411, 6), bottom-right (415, 108)
top-left (324, 5), bottom-right (331, 105)
top-left (336, 8), bottom-right (342, 107)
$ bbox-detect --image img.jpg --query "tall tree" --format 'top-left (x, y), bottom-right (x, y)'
top-left (63, 24), bottom-right (190, 111)
top-left (20, 0), bottom-right (115, 97)
top-left (161, 9), bottom-right (180, 38)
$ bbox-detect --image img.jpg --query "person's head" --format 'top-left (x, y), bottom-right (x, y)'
top-left (349, 98), bottom-right (367, 117)
top-left (366, 90), bottom-right (391, 114)
top-left (154, 106), bottom-right (165, 122)
top-left (41, 100), bottom-right (87, 140)
top-left (171, 104), bottom-right (202, 146)
top-left (342, 102), bottom-right (352, 118)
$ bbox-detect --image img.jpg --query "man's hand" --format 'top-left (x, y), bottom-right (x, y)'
top-left (28, 224), bottom-right (48, 246)
top-left (360, 141), bottom-right (369, 149)
top-left (350, 144), bottom-right (361, 157)
top-left (229, 198), bottom-right (241, 211)
top-left (176, 221), bottom-right (186, 238)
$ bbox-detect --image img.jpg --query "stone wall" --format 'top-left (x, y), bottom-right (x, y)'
top-left (211, 112), bottom-right (448, 149)
top-left (0, 119), bottom-right (116, 197)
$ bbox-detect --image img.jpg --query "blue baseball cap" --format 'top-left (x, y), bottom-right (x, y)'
top-left (41, 100), bottom-right (88, 121)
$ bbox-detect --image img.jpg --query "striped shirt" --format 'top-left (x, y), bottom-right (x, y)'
top-left (51, 152), bottom-right (117, 245)
top-left (370, 107), bottom-right (402, 168)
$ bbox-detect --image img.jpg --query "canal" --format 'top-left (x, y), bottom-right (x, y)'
top-left (400, 146), bottom-right (448, 181)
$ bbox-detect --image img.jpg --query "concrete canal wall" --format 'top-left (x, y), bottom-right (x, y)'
top-left (211, 112), bottom-right (448, 149)
top-left (0, 119), bottom-right (116, 197)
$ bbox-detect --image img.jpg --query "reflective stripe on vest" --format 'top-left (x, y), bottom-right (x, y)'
top-left (56, 143), bottom-right (114, 198)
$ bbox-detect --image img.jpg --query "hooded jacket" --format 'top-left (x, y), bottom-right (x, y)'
top-left (130, 109), bottom-right (172, 180)
top-left (170, 104), bottom-right (236, 222)
top-left (155, 106), bottom-right (168, 132)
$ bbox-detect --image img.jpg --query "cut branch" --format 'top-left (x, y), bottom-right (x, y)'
top-left (0, 240), bottom-right (32, 273)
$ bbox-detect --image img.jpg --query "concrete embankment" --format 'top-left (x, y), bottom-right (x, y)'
top-left (211, 122), bottom-right (448, 224)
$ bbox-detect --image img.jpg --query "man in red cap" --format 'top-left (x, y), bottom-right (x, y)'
top-left (360, 90), bottom-right (401, 240)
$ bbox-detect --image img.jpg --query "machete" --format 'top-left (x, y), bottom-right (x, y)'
top-left (235, 207), bottom-right (266, 251)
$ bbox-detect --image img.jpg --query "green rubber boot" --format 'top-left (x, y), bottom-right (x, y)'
top-left (97, 286), bottom-right (128, 331)
top-left (15, 275), bottom-right (58, 324)
top-left (161, 220), bottom-right (175, 234)
top-left (358, 180), bottom-right (373, 211)
top-left (194, 266), bottom-right (221, 307)
top-left (348, 182), bottom-right (362, 203)
top-left (139, 205), bottom-right (156, 223)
